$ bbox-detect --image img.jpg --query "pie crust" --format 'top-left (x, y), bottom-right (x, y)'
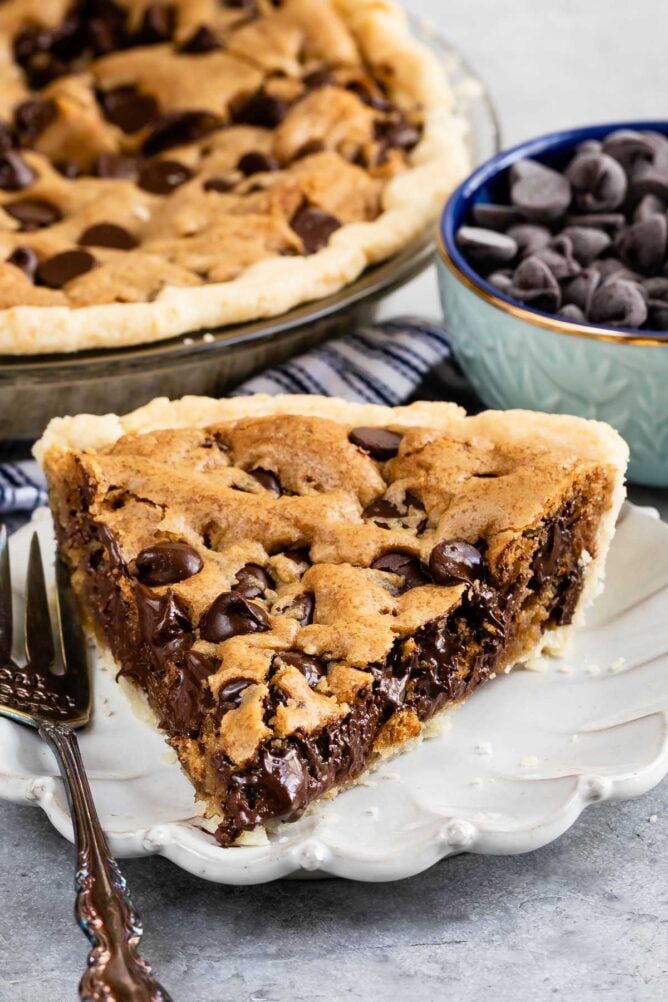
top-left (0, 0), bottom-right (469, 354)
top-left (37, 395), bottom-right (629, 844)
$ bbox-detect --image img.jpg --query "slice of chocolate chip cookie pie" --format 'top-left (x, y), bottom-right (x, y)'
top-left (36, 395), bottom-right (628, 845)
top-left (0, 0), bottom-right (468, 353)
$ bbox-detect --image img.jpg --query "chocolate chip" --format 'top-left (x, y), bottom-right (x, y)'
top-left (290, 205), bottom-right (341, 254)
top-left (374, 115), bottom-right (421, 150)
top-left (233, 90), bottom-right (289, 128)
top-left (143, 111), bottom-right (224, 157)
top-left (49, 16), bottom-right (86, 61)
top-left (138, 159), bottom-right (193, 194)
top-left (429, 540), bottom-right (483, 585)
top-left (218, 678), bottom-right (254, 714)
top-left (559, 303), bottom-right (586, 322)
top-left (647, 300), bottom-right (668, 330)
top-left (634, 194), bottom-right (666, 222)
top-left (532, 515), bottom-right (572, 587)
top-left (642, 276), bottom-right (668, 301)
top-left (100, 87), bottom-right (159, 134)
top-left (371, 551), bottom-right (428, 590)
top-left (612, 270), bottom-right (648, 293)
top-left (509, 256), bottom-right (561, 312)
top-left (249, 468), bottom-right (282, 497)
top-left (304, 68), bottom-right (332, 91)
top-left (88, 9), bottom-right (128, 57)
top-left (487, 269), bottom-right (513, 293)
top-left (616, 215), bottom-right (667, 275)
top-left (204, 176), bottom-right (236, 193)
top-left (6, 246), bottom-right (38, 280)
top-left (275, 650), bottom-right (324, 686)
top-left (349, 427), bottom-right (403, 460)
top-left (79, 222), bottom-right (138, 250)
top-left (602, 129), bottom-right (656, 171)
top-left (55, 160), bottom-right (81, 179)
top-left (280, 592), bottom-right (315, 626)
top-left (588, 279), bottom-right (648, 328)
top-left (234, 563), bottom-right (274, 599)
top-left (533, 236), bottom-right (581, 280)
top-left (139, 4), bottom-right (176, 44)
top-left (0, 151), bottom-right (35, 192)
top-left (560, 225), bottom-right (611, 265)
top-left (471, 203), bottom-right (524, 230)
top-left (294, 139), bottom-right (326, 161)
top-left (94, 153), bottom-right (141, 180)
top-left (283, 549), bottom-right (311, 575)
top-left (52, 25), bottom-right (87, 65)
top-left (563, 268), bottom-right (601, 313)
top-left (576, 139), bottom-right (602, 155)
top-left (14, 99), bottom-right (57, 143)
top-left (455, 226), bottom-right (518, 269)
top-left (591, 257), bottom-right (636, 281)
top-left (565, 212), bottom-right (626, 235)
top-left (363, 498), bottom-right (402, 520)
top-left (346, 80), bottom-right (393, 111)
top-left (36, 249), bottom-right (96, 289)
top-left (167, 650), bottom-right (216, 735)
top-left (405, 491), bottom-right (425, 511)
top-left (643, 131), bottom-right (668, 161)
top-left (136, 541), bottom-right (203, 586)
top-left (506, 223), bottom-right (551, 258)
top-left (0, 123), bottom-right (15, 153)
top-left (4, 198), bottom-right (62, 230)
top-left (13, 25), bottom-right (48, 66)
top-left (200, 592), bottom-right (269, 643)
top-left (179, 25), bottom-right (222, 53)
top-left (136, 585), bottom-right (192, 663)
top-left (566, 152), bottom-right (627, 211)
top-left (36, 60), bottom-right (71, 89)
top-left (237, 151), bottom-right (279, 176)
top-left (509, 160), bottom-right (571, 222)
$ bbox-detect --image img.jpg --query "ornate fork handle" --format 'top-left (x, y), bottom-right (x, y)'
top-left (41, 722), bottom-right (172, 1002)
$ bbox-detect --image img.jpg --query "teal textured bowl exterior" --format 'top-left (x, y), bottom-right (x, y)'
top-left (437, 257), bottom-right (668, 486)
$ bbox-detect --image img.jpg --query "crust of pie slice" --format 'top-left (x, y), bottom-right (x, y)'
top-left (0, 0), bottom-right (469, 355)
top-left (36, 396), bottom-right (629, 844)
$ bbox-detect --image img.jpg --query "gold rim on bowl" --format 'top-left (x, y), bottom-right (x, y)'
top-left (437, 230), bottom-right (668, 348)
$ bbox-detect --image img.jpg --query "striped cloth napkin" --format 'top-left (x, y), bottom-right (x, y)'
top-left (1, 317), bottom-right (461, 522)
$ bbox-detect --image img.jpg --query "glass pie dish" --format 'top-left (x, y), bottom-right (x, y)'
top-left (0, 24), bottom-right (499, 443)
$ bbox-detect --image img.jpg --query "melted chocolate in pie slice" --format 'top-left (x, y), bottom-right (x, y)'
top-left (41, 399), bottom-right (625, 846)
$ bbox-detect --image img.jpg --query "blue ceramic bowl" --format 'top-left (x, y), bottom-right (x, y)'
top-left (437, 121), bottom-right (668, 487)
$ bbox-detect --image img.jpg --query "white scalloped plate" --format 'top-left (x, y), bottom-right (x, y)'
top-left (1, 504), bottom-right (667, 884)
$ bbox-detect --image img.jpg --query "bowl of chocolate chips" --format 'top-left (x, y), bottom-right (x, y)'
top-left (437, 121), bottom-right (668, 486)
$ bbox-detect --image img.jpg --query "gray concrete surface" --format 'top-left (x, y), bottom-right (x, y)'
top-left (0, 786), bottom-right (666, 1001)
top-left (1, 2), bottom-right (668, 999)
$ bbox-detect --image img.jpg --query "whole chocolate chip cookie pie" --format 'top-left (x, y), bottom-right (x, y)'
top-left (36, 395), bottom-right (628, 846)
top-left (0, 0), bottom-right (469, 354)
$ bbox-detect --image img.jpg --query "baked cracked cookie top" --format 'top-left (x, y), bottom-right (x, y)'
top-left (37, 395), bottom-right (628, 845)
top-left (0, 0), bottom-right (469, 354)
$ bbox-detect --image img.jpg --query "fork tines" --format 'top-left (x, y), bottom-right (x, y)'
top-left (0, 525), bottom-right (90, 727)
top-left (0, 525), bottom-right (13, 661)
top-left (25, 532), bottom-right (56, 671)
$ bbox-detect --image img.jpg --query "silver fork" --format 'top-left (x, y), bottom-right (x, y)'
top-left (0, 525), bottom-right (172, 1002)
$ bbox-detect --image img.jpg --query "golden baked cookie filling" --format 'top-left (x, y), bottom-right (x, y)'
top-left (0, 0), bottom-right (469, 353)
top-left (36, 395), bottom-right (629, 845)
